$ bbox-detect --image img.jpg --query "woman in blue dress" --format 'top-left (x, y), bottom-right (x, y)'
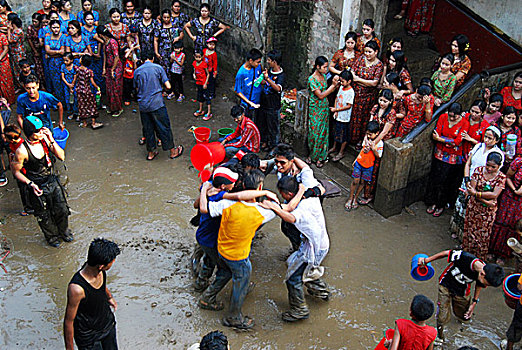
top-left (77, 0), bottom-right (99, 26)
top-left (58, 0), bottom-right (76, 33)
top-left (154, 9), bottom-right (181, 73)
top-left (65, 20), bottom-right (90, 66)
top-left (81, 11), bottom-right (104, 94)
top-left (137, 6), bottom-right (155, 60)
top-left (44, 19), bottom-right (66, 102)
top-left (60, 52), bottom-right (77, 119)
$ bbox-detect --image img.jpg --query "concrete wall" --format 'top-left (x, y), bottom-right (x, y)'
top-left (458, 0), bottom-right (522, 46)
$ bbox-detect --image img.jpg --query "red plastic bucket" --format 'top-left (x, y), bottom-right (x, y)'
top-left (190, 142), bottom-right (225, 171)
top-left (194, 127), bottom-right (211, 143)
top-left (503, 273), bottom-right (521, 310)
top-left (374, 329), bottom-right (395, 350)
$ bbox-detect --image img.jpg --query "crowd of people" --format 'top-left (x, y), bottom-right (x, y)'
top-left (1, 0), bottom-right (522, 349)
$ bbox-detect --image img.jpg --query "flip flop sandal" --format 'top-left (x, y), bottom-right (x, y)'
top-left (357, 197), bottom-right (373, 205)
top-left (138, 138), bottom-right (146, 145)
top-left (193, 110), bottom-right (204, 117)
top-left (351, 202), bottom-right (359, 210)
top-left (198, 298), bottom-right (224, 311)
top-left (305, 157), bottom-right (312, 165)
top-left (433, 208), bottom-right (444, 217)
top-left (170, 145), bottom-right (184, 159)
top-left (316, 160), bottom-right (326, 168)
top-left (146, 151), bottom-right (159, 161)
top-left (344, 202), bottom-right (352, 211)
top-left (202, 113), bottom-right (213, 121)
top-left (222, 316), bottom-right (254, 330)
top-left (91, 122), bottom-right (104, 129)
top-left (332, 153), bottom-right (345, 162)
top-left (426, 205), bottom-right (436, 214)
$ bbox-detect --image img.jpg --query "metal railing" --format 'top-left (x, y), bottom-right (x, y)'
top-left (402, 61), bottom-right (522, 144)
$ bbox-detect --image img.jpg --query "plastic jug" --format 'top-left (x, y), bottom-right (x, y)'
top-left (506, 134), bottom-right (517, 158)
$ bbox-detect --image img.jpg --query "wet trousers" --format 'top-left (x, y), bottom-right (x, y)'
top-left (281, 221), bottom-right (302, 252)
top-left (139, 106), bottom-right (175, 152)
top-left (77, 324), bottom-right (118, 350)
top-left (27, 176), bottom-right (70, 244)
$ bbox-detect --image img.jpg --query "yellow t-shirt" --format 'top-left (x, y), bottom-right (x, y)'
top-left (208, 200), bottom-right (275, 261)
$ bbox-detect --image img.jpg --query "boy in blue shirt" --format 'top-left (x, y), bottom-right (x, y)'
top-left (16, 74), bottom-right (64, 133)
top-left (234, 48), bottom-right (263, 119)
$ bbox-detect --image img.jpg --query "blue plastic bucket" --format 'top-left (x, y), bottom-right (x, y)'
top-left (410, 253), bottom-right (435, 281)
top-left (53, 127), bottom-right (69, 149)
top-left (503, 273), bottom-right (521, 309)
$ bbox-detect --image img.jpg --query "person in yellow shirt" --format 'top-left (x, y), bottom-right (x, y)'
top-left (198, 169), bottom-right (276, 329)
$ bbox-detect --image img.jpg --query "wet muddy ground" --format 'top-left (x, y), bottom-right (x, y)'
top-left (0, 78), bottom-right (514, 349)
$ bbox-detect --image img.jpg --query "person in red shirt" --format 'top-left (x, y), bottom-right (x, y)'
top-left (192, 49), bottom-right (210, 119)
top-left (221, 105), bottom-right (260, 159)
top-left (500, 72), bottom-right (522, 116)
top-left (36, 0), bottom-right (52, 15)
top-left (461, 100), bottom-right (489, 161)
top-left (203, 36), bottom-right (218, 120)
top-left (426, 102), bottom-right (469, 217)
top-left (385, 294), bottom-right (437, 350)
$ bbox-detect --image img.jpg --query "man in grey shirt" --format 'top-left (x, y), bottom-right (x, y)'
top-left (134, 51), bottom-right (183, 160)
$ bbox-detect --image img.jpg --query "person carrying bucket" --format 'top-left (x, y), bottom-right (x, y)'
top-left (11, 116), bottom-right (73, 247)
top-left (418, 249), bottom-right (504, 346)
top-left (501, 273), bottom-right (522, 350)
top-left (221, 105), bottom-right (260, 159)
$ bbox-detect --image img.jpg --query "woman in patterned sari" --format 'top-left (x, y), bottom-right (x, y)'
top-left (184, 3), bottom-right (226, 52)
top-left (462, 151), bottom-right (506, 260)
top-left (404, 0), bottom-right (436, 36)
top-left (0, 30), bottom-right (14, 104)
top-left (97, 26), bottom-right (123, 117)
top-left (65, 20), bottom-right (91, 66)
top-left (306, 56), bottom-right (339, 168)
top-left (7, 16), bottom-right (25, 91)
top-left (349, 40), bottom-right (384, 147)
top-left (81, 12), bottom-right (104, 94)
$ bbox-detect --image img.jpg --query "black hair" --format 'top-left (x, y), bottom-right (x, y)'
top-left (51, 0), bottom-right (61, 10)
top-left (515, 71), bottom-right (522, 81)
top-left (410, 294), bottom-right (435, 321)
top-left (230, 105), bottom-right (245, 119)
top-left (363, 18), bottom-right (375, 29)
top-left (23, 74), bottom-right (40, 85)
top-left (452, 34), bottom-right (469, 57)
top-left (212, 174), bottom-right (234, 187)
top-left (49, 10), bottom-right (59, 18)
top-left (378, 89), bottom-right (394, 118)
top-left (448, 102), bottom-right (462, 115)
top-left (200, 3), bottom-right (211, 12)
top-left (68, 19), bottom-right (81, 33)
top-left (483, 263), bottom-right (504, 286)
top-left (142, 5), bottom-right (152, 13)
top-left (124, 0), bottom-right (134, 6)
top-left (32, 12), bottom-right (43, 22)
top-left (243, 169), bottom-right (264, 190)
top-left (108, 7), bottom-right (120, 17)
top-left (0, 0), bottom-right (12, 11)
top-left (504, 106), bottom-right (517, 117)
top-left (171, 0), bottom-right (181, 6)
top-left (386, 37), bottom-right (403, 52)
top-left (40, 13), bottom-right (49, 21)
top-left (7, 12), bottom-right (17, 22)
top-left (267, 49), bottom-right (282, 66)
top-left (470, 99), bottom-right (486, 113)
top-left (313, 56), bottom-right (328, 72)
top-left (273, 143), bottom-right (295, 160)
top-left (83, 11), bottom-right (94, 21)
top-left (96, 25), bottom-right (115, 40)
top-left (486, 152), bottom-right (503, 166)
top-left (161, 8), bottom-right (172, 17)
top-left (390, 50), bottom-right (407, 73)
top-left (3, 124), bottom-right (21, 139)
top-left (61, 0), bottom-right (71, 10)
top-left (81, 0), bottom-right (92, 6)
top-left (63, 52), bottom-right (74, 61)
top-left (87, 238), bottom-right (121, 266)
top-left (49, 19), bottom-right (61, 29)
top-left (18, 58), bottom-right (29, 67)
top-left (194, 49), bottom-right (203, 56)
top-left (385, 72), bottom-right (400, 87)
top-left (441, 53), bottom-right (455, 65)
top-left (489, 93), bottom-right (503, 108)
top-left (199, 330), bottom-right (228, 350)
top-left (277, 175), bottom-right (299, 195)
top-left (173, 40), bottom-right (183, 49)
top-left (417, 84), bottom-right (432, 96)
top-left (139, 49), bottom-right (153, 61)
top-left (241, 153), bottom-right (260, 169)
top-left (340, 70), bottom-right (353, 83)
top-left (342, 31), bottom-right (358, 50)
top-left (365, 40), bottom-right (380, 53)
top-left (366, 120), bottom-right (380, 134)
top-left (80, 54), bottom-right (92, 67)
top-left (246, 48), bottom-right (262, 62)
top-left (419, 77), bottom-right (432, 87)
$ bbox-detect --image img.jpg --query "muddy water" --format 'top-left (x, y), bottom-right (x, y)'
top-left (0, 91), bottom-right (513, 349)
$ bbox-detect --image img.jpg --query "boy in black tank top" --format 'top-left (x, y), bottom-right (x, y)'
top-left (64, 238), bottom-right (121, 350)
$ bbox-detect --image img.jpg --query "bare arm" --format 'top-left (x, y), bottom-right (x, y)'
top-left (198, 182), bottom-right (212, 214)
top-left (260, 200), bottom-right (295, 223)
top-left (235, 91), bottom-right (259, 108)
top-left (284, 184), bottom-right (306, 212)
top-left (420, 250), bottom-right (451, 265)
top-left (183, 21), bottom-right (195, 41)
top-left (212, 23), bottom-right (227, 38)
top-left (389, 323), bottom-right (401, 350)
top-left (63, 284), bottom-right (85, 350)
top-left (223, 189), bottom-right (279, 203)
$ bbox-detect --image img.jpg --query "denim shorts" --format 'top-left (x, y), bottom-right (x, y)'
top-left (352, 161), bottom-right (373, 182)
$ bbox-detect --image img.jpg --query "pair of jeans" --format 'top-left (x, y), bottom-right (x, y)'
top-left (224, 145), bottom-right (250, 159)
top-left (198, 244), bottom-right (219, 282)
top-left (170, 73), bottom-right (184, 97)
top-left (139, 106), bottom-right (175, 152)
top-left (222, 255), bottom-right (252, 320)
top-left (78, 325), bottom-right (118, 350)
top-left (257, 108), bottom-right (280, 148)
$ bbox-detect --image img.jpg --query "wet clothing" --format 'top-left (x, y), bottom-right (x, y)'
top-left (16, 91), bottom-right (60, 132)
top-left (234, 64), bottom-right (263, 110)
top-left (437, 284), bottom-right (471, 325)
top-left (438, 250), bottom-right (485, 297)
top-left (23, 141), bottom-right (70, 244)
top-left (395, 318), bottom-right (437, 350)
top-left (196, 190), bottom-right (225, 248)
top-left (69, 269), bottom-right (117, 349)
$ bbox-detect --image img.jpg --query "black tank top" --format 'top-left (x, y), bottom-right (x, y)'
top-left (70, 268), bottom-right (115, 347)
top-left (22, 141), bottom-right (52, 185)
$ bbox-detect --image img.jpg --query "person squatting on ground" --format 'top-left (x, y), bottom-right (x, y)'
top-left (64, 238), bottom-right (121, 350)
top-left (259, 176), bottom-right (330, 321)
top-left (198, 170), bottom-right (276, 329)
top-left (11, 116), bottom-right (72, 247)
top-left (418, 249), bottom-right (504, 344)
top-left (221, 105), bottom-right (260, 159)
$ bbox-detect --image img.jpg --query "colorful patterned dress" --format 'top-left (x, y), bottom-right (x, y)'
top-left (349, 55), bottom-right (383, 144)
top-left (172, 12), bottom-right (190, 32)
top-left (77, 10), bottom-right (99, 25)
top-left (500, 86), bottom-right (522, 115)
top-left (104, 38), bottom-right (123, 112)
top-left (404, 0), bottom-right (436, 35)
top-left (489, 157), bottom-right (522, 259)
top-left (26, 25), bottom-right (45, 84)
top-left (106, 23), bottom-right (130, 51)
top-left (44, 33), bottom-right (66, 103)
top-left (452, 55), bottom-right (471, 88)
top-left (121, 11), bottom-right (143, 28)
top-left (497, 123), bottom-right (522, 168)
top-left (65, 35), bottom-right (89, 66)
top-left (396, 94), bottom-right (435, 138)
top-left (330, 49), bottom-right (359, 71)
top-left (137, 20), bottom-right (156, 60)
top-left (356, 35), bottom-right (381, 53)
top-left (189, 17), bottom-right (221, 51)
top-left (154, 23), bottom-right (180, 73)
top-left (75, 66), bottom-right (98, 120)
top-left (431, 70), bottom-right (457, 104)
top-left (398, 68), bottom-right (412, 91)
top-left (307, 74), bottom-right (330, 162)
top-left (59, 13), bottom-right (76, 33)
top-left (8, 27), bottom-right (26, 88)
top-left (82, 25), bottom-right (104, 94)
top-left (462, 166), bottom-right (506, 260)
top-left (0, 32), bottom-right (15, 104)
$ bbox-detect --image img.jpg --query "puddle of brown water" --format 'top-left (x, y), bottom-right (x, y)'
top-left (0, 87), bottom-right (513, 349)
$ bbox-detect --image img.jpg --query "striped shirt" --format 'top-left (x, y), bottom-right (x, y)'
top-left (225, 116), bottom-right (260, 153)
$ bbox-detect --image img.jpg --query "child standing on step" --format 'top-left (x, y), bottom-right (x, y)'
top-left (328, 70), bottom-right (354, 162)
top-left (202, 36), bottom-right (218, 120)
top-left (192, 49), bottom-right (210, 120)
top-left (345, 121), bottom-right (383, 211)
